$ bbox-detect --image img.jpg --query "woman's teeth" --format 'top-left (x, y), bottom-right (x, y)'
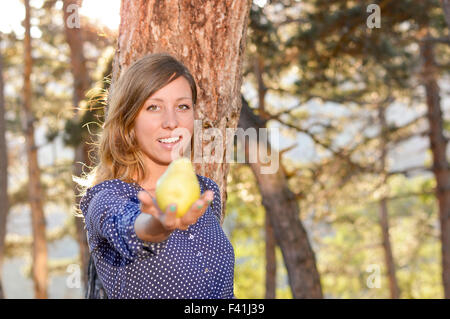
top-left (158, 136), bottom-right (181, 144)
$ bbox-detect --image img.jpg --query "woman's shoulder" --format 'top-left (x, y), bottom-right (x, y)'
top-left (80, 179), bottom-right (139, 213)
top-left (87, 178), bottom-right (139, 195)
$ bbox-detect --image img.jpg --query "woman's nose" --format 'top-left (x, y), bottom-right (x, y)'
top-left (161, 109), bottom-right (178, 129)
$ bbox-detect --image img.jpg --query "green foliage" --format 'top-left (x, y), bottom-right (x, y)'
top-left (225, 164), bottom-right (292, 298)
top-left (240, 0), bottom-right (449, 299)
top-left (315, 174), bottom-right (442, 298)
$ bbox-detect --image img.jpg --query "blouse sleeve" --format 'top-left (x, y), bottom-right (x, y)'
top-left (208, 179), bottom-right (222, 223)
top-left (85, 188), bottom-right (169, 261)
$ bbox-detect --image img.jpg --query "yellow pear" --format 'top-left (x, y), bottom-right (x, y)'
top-left (155, 157), bottom-right (201, 218)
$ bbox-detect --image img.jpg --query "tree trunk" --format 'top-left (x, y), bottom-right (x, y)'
top-left (265, 216), bottom-right (276, 299)
top-left (239, 97), bottom-right (323, 299)
top-left (378, 104), bottom-right (400, 299)
top-left (379, 199), bottom-right (400, 298)
top-left (63, 0), bottom-right (92, 292)
top-left (0, 32), bottom-right (9, 299)
top-left (253, 54), bottom-right (276, 299)
top-left (23, 0), bottom-right (48, 299)
top-left (420, 31), bottom-right (450, 299)
top-left (111, 0), bottom-right (251, 222)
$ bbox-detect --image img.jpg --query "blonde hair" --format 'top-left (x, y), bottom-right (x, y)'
top-left (73, 52), bottom-right (197, 214)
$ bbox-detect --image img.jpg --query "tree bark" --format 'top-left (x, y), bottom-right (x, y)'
top-left (420, 31), bottom-right (450, 299)
top-left (380, 198), bottom-right (400, 299)
top-left (0, 32), bottom-right (9, 299)
top-left (378, 104), bottom-right (400, 299)
top-left (63, 0), bottom-right (92, 292)
top-left (111, 0), bottom-right (251, 223)
top-left (239, 96), bottom-right (323, 299)
top-left (265, 216), bottom-right (276, 298)
top-left (253, 54), bottom-right (276, 299)
top-left (379, 198), bottom-right (400, 298)
top-left (23, 0), bottom-right (48, 299)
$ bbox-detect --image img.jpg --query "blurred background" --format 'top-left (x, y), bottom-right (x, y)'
top-left (0, 0), bottom-right (449, 298)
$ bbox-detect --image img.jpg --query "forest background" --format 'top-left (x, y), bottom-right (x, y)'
top-left (0, 0), bottom-right (449, 299)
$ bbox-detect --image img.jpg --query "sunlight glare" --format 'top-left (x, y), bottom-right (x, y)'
top-left (79, 0), bottom-right (121, 31)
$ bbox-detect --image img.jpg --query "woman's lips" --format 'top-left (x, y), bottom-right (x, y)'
top-left (157, 135), bottom-right (183, 150)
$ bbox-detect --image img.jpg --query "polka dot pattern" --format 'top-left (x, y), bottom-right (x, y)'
top-left (79, 174), bottom-right (235, 299)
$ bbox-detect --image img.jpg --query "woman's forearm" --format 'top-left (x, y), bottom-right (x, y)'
top-left (134, 213), bottom-right (173, 243)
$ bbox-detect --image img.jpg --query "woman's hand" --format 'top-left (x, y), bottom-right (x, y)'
top-left (137, 189), bottom-right (214, 232)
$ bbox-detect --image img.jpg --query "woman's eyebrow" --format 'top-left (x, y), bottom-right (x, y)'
top-left (147, 97), bottom-right (192, 102)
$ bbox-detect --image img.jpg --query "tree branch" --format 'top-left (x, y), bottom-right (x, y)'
top-left (388, 165), bottom-right (432, 177)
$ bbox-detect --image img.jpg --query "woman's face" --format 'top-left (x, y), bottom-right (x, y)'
top-left (134, 76), bottom-right (194, 167)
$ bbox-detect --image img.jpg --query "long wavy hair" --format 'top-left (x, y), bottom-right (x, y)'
top-left (73, 52), bottom-right (197, 214)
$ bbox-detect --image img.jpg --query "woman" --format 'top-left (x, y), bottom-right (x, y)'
top-left (77, 53), bottom-right (235, 299)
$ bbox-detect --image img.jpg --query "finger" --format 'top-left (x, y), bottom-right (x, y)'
top-left (163, 203), bottom-right (178, 230)
top-left (180, 200), bottom-right (203, 225)
top-left (178, 224), bottom-right (190, 231)
top-left (181, 191), bottom-right (214, 225)
top-left (196, 190), bottom-right (214, 214)
top-left (137, 191), bottom-right (153, 207)
top-left (180, 209), bottom-right (199, 227)
top-left (193, 190), bottom-right (213, 212)
top-left (198, 190), bottom-right (214, 209)
top-left (202, 190), bottom-right (214, 205)
top-left (137, 191), bottom-right (160, 217)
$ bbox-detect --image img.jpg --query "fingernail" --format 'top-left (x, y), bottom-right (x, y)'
top-left (170, 205), bottom-right (176, 212)
top-left (197, 202), bottom-right (203, 209)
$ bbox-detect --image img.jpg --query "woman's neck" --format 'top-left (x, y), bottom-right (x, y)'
top-left (138, 157), bottom-right (169, 195)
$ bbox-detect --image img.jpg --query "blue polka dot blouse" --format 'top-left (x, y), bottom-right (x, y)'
top-left (79, 174), bottom-right (235, 299)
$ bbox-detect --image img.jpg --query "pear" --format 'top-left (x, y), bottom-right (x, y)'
top-left (155, 157), bottom-right (201, 218)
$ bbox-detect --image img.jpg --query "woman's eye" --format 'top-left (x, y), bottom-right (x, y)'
top-left (146, 104), bottom-right (190, 111)
top-left (146, 104), bottom-right (160, 111)
top-left (179, 104), bottom-right (191, 110)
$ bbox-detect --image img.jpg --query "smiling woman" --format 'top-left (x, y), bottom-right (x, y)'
top-left (134, 76), bottom-right (195, 188)
top-left (89, 53), bottom-right (198, 189)
top-left (75, 53), bottom-right (235, 299)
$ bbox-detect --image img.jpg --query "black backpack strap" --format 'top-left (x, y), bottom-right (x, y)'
top-left (86, 253), bottom-right (108, 299)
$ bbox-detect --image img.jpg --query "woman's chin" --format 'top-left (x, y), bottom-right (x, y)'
top-left (152, 153), bottom-right (184, 166)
